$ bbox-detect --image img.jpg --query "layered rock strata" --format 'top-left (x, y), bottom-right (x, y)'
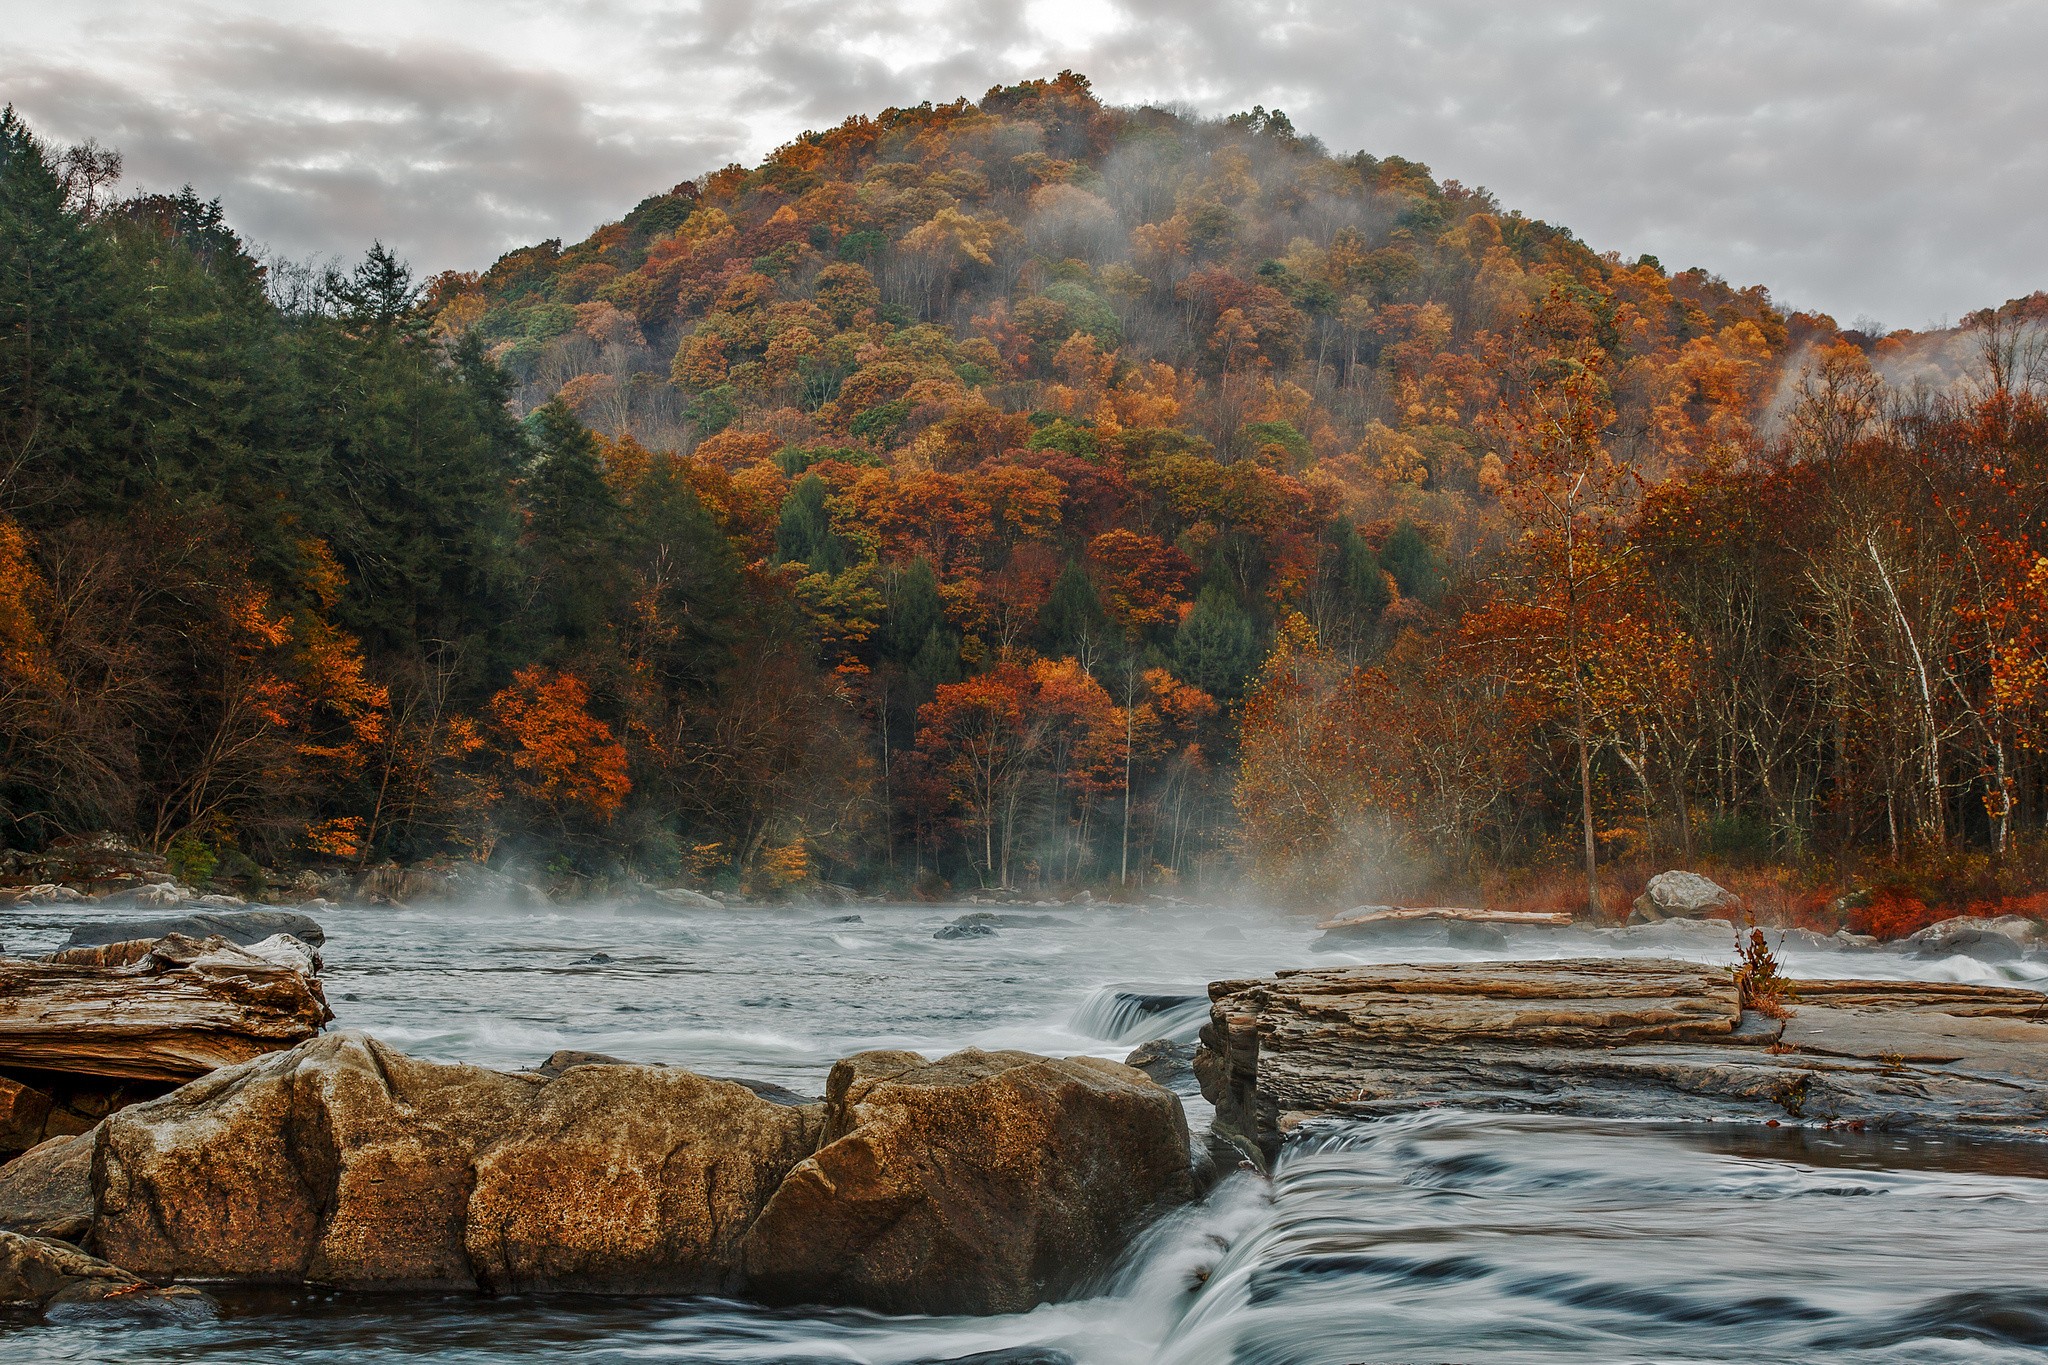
top-left (1196, 958), bottom-right (2048, 1163)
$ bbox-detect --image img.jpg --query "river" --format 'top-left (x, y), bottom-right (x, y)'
top-left (7, 899), bottom-right (2048, 1363)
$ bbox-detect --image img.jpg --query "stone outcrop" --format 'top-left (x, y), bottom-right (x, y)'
top-left (742, 1048), bottom-right (1191, 1314)
top-left (0, 1229), bottom-right (214, 1320)
top-left (1629, 870), bottom-right (1743, 923)
top-left (83, 1034), bottom-right (1189, 1313)
top-left (0, 932), bottom-right (330, 1084)
top-left (1196, 959), bottom-right (2048, 1163)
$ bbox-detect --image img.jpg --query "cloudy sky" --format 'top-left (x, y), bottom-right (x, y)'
top-left (6, 1), bottom-right (2041, 327)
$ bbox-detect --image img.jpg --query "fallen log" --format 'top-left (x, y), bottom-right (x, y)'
top-left (0, 934), bottom-right (330, 1084)
top-left (1196, 958), bottom-right (2048, 1164)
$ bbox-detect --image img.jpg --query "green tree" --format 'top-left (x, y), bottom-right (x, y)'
top-left (1171, 586), bottom-right (1259, 697)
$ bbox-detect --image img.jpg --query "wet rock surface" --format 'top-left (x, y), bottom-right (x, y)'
top-left (0, 1229), bottom-right (215, 1320)
top-left (1196, 958), bottom-right (2048, 1163)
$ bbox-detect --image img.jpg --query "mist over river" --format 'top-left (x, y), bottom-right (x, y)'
top-left (8, 900), bottom-right (2048, 1363)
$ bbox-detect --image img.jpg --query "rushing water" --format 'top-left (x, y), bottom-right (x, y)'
top-left (7, 899), bottom-right (2048, 1363)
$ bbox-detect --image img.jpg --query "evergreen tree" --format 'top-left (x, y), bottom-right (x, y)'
top-left (1171, 586), bottom-right (1259, 698)
top-left (1381, 519), bottom-right (1446, 607)
top-left (773, 472), bottom-right (851, 574)
top-left (522, 400), bottom-right (622, 655)
top-left (0, 105), bottom-right (116, 519)
top-left (1038, 561), bottom-right (1107, 660)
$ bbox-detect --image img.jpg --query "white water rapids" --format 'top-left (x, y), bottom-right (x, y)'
top-left (6, 899), bottom-right (2047, 1363)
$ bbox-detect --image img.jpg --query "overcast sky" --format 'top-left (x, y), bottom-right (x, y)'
top-left (5, 1), bottom-right (2042, 328)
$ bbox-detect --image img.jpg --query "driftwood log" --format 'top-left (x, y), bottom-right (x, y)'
top-left (1196, 958), bottom-right (2048, 1163)
top-left (0, 934), bottom-right (330, 1085)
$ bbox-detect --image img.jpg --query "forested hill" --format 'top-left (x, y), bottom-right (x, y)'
top-left (3, 77), bottom-right (2043, 917)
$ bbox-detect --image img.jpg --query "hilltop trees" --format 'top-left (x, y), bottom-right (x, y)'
top-left (5, 80), bottom-right (2043, 906)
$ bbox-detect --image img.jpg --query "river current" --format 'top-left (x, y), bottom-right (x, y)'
top-left (8, 899), bottom-right (2048, 1363)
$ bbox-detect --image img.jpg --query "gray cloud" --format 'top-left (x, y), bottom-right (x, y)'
top-left (5, 1), bottom-right (2042, 323)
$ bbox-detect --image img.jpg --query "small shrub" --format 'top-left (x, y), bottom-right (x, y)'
top-left (165, 835), bottom-right (218, 887)
top-left (1731, 916), bottom-right (1796, 1019)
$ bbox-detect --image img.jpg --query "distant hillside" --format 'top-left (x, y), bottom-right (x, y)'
top-left (4, 79), bottom-right (2042, 914)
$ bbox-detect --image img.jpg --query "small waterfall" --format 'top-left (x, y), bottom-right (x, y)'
top-left (1069, 983), bottom-right (1211, 1044)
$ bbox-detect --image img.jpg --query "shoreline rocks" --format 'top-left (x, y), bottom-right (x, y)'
top-left (1196, 958), bottom-right (2048, 1165)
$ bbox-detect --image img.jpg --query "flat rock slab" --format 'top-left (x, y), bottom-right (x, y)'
top-left (1196, 959), bottom-right (2048, 1163)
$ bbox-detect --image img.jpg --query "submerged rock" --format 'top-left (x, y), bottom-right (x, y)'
top-left (742, 1048), bottom-right (1192, 1314)
top-left (0, 1228), bottom-right (215, 1320)
top-left (1629, 871), bottom-right (1742, 924)
top-left (934, 920), bottom-right (997, 940)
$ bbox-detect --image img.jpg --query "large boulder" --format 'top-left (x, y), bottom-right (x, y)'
top-left (741, 1048), bottom-right (1193, 1314)
top-left (63, 908), bottom-right (326, 951)
top-left (1629, 871), bottom-right (1742, 924)
top-left (1901, 915), bottom-right (2042, 962)
top-left (0, 1228), bottom-right (214, 1320)
top-left (93, 1032), bottom-right (822, 1293)
top-left (0, 1132), bottom-right (94, 1241)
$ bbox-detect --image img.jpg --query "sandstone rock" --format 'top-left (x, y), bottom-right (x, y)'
top-left (1197, 960), bottom-right (2048, 1164)
top-left (94, 1032), bottom-right (822, 1294)
top-left (0, 1228), bottom-right (214, 1320)
top-left (63, 908), bottom-right (326, 950)
top-left (0, 834), bottom-right (174, 902)
top-left (0, 1132), bottom-right (95, 1241)
top-left (742, 1048), bottom-right (1192, 1314)
top-left (0, 1075), bottom-right (56, 1157)
top-left (1630, 870), bottom-right (1743, 923)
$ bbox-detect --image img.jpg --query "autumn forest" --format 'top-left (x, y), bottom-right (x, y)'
top-left (3, 75), bottom-right (2045, 926)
